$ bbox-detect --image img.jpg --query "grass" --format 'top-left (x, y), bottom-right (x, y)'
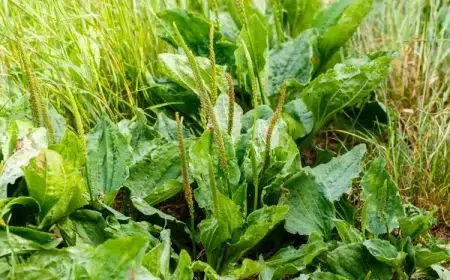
top-left (1, 0), bottom-right (449, 233)
top-left (348, 0), bottom-right (450, 231)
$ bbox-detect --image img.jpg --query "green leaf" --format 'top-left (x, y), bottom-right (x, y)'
top-left (157, 9), bottom-right (236, 65)
top-left (87, 235), bottom-right (149, 280)
top-left (0, 196), bottom-right (40, 219)
top-left (87, 113), bottom-right (132, 199)
top-left (154, 112), bottom-right (190, 141)
top-left (173, 249), bottom-right (193, 280)
top-left (233, 258), bottom-right (261, 279)
top-left (199, 192), bottom-right (244, 268)
top-left (313, 0), bottom-right (373, 59)
top-left (105, 220), bottom-right (159, 248)
top-left (50, 129), bottom-right (85, 168)
top-left (399, 212), bottom-right (434, 241)
top-left (301, 55), bottom-right (394, 133)
top-left (282, 99), bottom-right (314, 139)
top-left (283, 171), bottom-right (335, 239)
top-left (48, 103), bottom-right (66, 144)
top-left (403, 237), bottom-right (416, 276)
top-left (226, 205), bottom-right (288, 265)
top-left (0, 127), bottom-right (48, 195)
top-left (363, 239), bottom-right (407, 268)
top-left (190, 130), bottom-right (241, 207)
top-left (361, 158), bottom-right (405, 235)
top-left (235, 14), bottom-right (268, 89)
top-left (158, 53), bottom-right (229, 96)
top-left (309, 144), bottom-right (366, 201)
top-left (213, 93), bottom-right (243, 141)
top-left (23, 150), bottom-right (87, 229)
top-left (309, 272), bottom-right (348, 280)
top-left (334, 219), bottom-right (363, 244)
top-left (266, 232), bottom-right (328, 279)
top-left (226, 0), bottom-right (267, 29)
top-left (69, 209), bottom-right (107, 246)
top-left (282, 0), bottom-right (322, 37)
top-left (415, 246), bottom-right (450, 269)
top-left (131, 196), bottom-right (184, 226)
top-left (327, 243), bottom-right (392, 280)
top-left (142, 229), bottom-right (171, 279)
top-left (191, 261), bottom-right (226, 280)
top-left (0, 230), bottom-right (61, 257)
top-left (126, 141), bottom-right (182, 202)
top-left (1, 119), bottom-right (34, 159)
top-left (266, 29), bottom-right (320, 102)
top-left (144, 179), bottom-right (183, 206)
top-left (4, 246), bottom-right (92, 280)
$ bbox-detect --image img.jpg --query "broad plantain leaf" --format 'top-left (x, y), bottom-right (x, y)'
top-left (0, 230), bottom-right (61, 257)
top-left (361, 158), bottom-right (405, 235)
top-left (235, 14), bottom-right (268, 93)
top-left (282, 0), bottom-right (322, 37)
top-left (265, 232), bottom-right (328, 279)
top-left (233, 258), bottom-right (261, 279)
top-left (283, 171), bottom-right (335, 239)
top-left (142, 229), bottom-right (171, 279)
top-left (226, 205), bottom-right (288, 265)
top-left (282, 99), bottom-right (314, 140)
top-left (173, 249), bottom-right (193, 280)
top-left (363, 239), bottom-right (407, 268)
top-left (309, 272), bottom-right (349, 280)
top-left (415, 246), bottom-right (450, 269)
top-left (313, 0), bottom-right (373, 59)
top-left (87, 113), bottom-right (132, 199)
top-left (157, 9), bottom-right (236, 65)
top-left (334, 219), bottom-right (363, 244)
top-left (301, 54), bottom-right (394, 133)
top-left (266, 29), bottom-right (321, 102)
top-left (213, 93), bottom-right (243, 141)
top-left (327, 243), bottom-right (392, 280)
top-left (158, 53), bottom-right (228, 96)
top-left (309, 144), bottom-right (366, 201)
top-left (50, 129), bottom-right (85, 168)
top-left (126, 141), bottom-right (183, 203)
top-left (69, 209), bottom-right (107, 246)
top-left (87, 235), bottom-right (149, 280)
top-left (23, 150), bottom-right (87, 229)
top-left (399, 211), bottom-right (434, 241)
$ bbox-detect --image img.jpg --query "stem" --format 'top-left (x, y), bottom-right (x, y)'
top-left (225, 73), bottom-right (235, 135)
top-left (273, 0), bottom-right (285, 45)
top-left (209, 23), bottom-right (218, 103)
top-left (176, 112), bottom-right (196, 257)
top-left (262, 82), bottom-right (287, 175)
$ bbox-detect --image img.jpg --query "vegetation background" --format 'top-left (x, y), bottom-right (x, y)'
top-left (0, 0), bottom-right (449, 239)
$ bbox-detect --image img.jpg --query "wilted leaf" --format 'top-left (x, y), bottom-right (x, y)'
top-left (0, 127), bottom-right (48, 196)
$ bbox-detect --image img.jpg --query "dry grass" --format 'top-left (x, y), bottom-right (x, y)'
top-left (349, 0), bottom-right (450, 230)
